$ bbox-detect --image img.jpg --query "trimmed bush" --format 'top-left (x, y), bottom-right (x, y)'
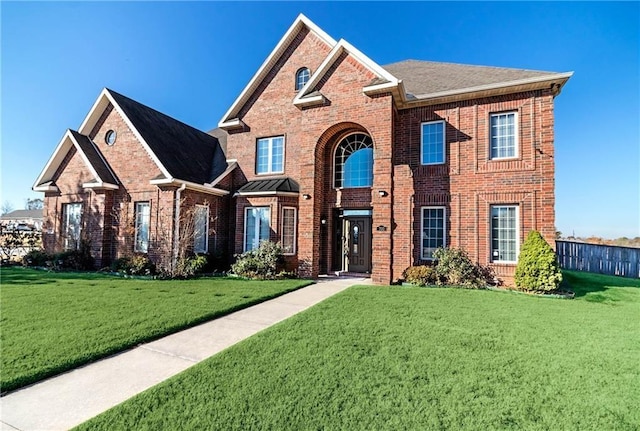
top-left (175, 255), bottom-right (208, 278)
top-left (231, 241), bottom-right (283, 280)
top-left (112, 255), bottom-right (156, 276)
top-left (515, 230), bottom-right (562, 292)
top-left (403, 265), bottom-right (437, 286)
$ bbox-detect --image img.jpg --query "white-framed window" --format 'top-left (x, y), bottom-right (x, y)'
top-left (256, 136), bottom-right (284, 175)
top-left (281, 207), bottom-right (297, 255)
top-left (490, 112), bottom-right (517, 159)
top-left (334, 133), bottom-right (374, 188)
top-left (194, 205), bottom-right (209, 254)
top-left (421, 206), bottom-right (446, 260)
top-left (295, 67), bottom-right (310, 90)
top-left (490, 205), bottom-right (519, 263)
top-left (62, 203), bottom-right (82, 250)
top-left (244, 207), bottom-right (271, 252)
top-left (421, 120), bottom-right (445, 165)
top-left (134, 202), bottom-right (151, 253)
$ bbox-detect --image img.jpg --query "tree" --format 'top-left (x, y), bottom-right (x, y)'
top-left (515, 230), bottom-right (562, 292)
top-left (1, 201), bottom-right (14, 216)
top-left (25, 198), bottom-right (44, 210)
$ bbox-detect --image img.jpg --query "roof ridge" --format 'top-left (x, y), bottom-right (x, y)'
top-left (382, 59), bottom-right (558, 74)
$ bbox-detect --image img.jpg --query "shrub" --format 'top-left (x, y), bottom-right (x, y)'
top-left (432, 247), bottom-right (493, 288)
top-left (112, 255), bottom-right (156, 276)
top-left (51, 241), bottom-right (95, 271)
top-left (403, 265), bottom-right (437, 286)
top-left (515, 230), bottom-right (562, 292)
top-left (175, 255), bottom-right (208, 278)
top-left (231, 241), bottom-right (283, 280)
top-left (22, 249), bottom-right (50, 267)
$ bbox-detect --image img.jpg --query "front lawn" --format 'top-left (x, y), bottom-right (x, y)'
top-left (77, 270), bottom-right (640, 430)
top-left (0, 267), bottom-right (311, 393)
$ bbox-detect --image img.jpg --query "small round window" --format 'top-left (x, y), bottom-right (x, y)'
top-left (105, 130), bottom-right (117, 145)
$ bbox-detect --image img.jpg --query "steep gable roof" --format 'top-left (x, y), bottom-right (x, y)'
top-left (33, 129), bottom-right (118, 192)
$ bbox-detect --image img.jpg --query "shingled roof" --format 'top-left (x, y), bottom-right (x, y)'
top-left (108, 89), bottom-right (227, 185)
top-left (383, 60), bottom-right (566, 98)
top-left (68, 130), bottom-right (117, 185)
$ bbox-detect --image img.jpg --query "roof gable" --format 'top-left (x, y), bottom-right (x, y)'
top-left (33, 129), bottom-right (118, 192)
top-left (219, 13), bottom-right (337, 128)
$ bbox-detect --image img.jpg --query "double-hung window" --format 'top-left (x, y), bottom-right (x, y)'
top-left (281, 207), bottom-right (297, 255)
top-left (256, 136), bottom-right (284, 174)
top-left (194, 205), bottom-right (209, 253)
top-left (490, 112), bottom-right (517, 159)
top-left (62, 203), bottom-right (82, 250)
top-left (244, 207), bottom-right (270, 252)
top-left (421, 207), bottom-right (446, 259)
top-left (135, 202), bottom-right (151, 253)
top-left (490, 205), bottom-right (518, 263)
top-left (421, 120), bottom-right (445, 165)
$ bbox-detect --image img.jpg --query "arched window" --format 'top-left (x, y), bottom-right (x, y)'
top-left (334, 133), bottom-right (374, 188)
top-left (295, 67), bottom-right (310, 90)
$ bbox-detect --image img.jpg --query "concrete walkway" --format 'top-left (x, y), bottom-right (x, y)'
top-left (1, 276), bottom-right (370, 431)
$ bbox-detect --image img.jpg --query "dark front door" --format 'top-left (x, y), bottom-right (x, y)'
top-left (343, 217), bottom-right (372, 273)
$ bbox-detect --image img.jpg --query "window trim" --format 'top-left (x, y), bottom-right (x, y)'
top-left (281, 206), bottom-right (297, 256)
top-left (193, 204), bottom-right (209, 254)
top-left (62, 202), bottom-right (83, 251)
top-left (489, 111), bottom-right (518, 160)
top-left (134, 201), bottom-right (151, 254)
top-left (256, 136), bottom-right (285, 175)
top-left (420, 120), bottom-right (446, 165)
top-left (490, 204), bottom-right (520, 264)
top-left (295, 67), bottom-right (310, 91)
top-left (243, 206), bottom-right (271, 252)
top-left (420, 206), bottom-right (446, 260)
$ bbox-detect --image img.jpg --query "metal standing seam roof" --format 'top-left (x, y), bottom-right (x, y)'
top-left (382, 60), bottom-right (565, 98)
top-left (236, 178), bottom-right (300, 194)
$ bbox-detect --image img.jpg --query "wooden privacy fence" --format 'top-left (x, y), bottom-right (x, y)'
top-left (556, 240), bottom-right (640, 279)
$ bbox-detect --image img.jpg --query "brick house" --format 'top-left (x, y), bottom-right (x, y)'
top-left (34, 14), bottom-right (571, 285)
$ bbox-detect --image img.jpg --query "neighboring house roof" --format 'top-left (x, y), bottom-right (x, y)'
top-left (382, 60), bottom-right (571, 100)
top-left (0, 209), bottom-right (43, 221)
top-left (235, 178), bottom-right (300, 196)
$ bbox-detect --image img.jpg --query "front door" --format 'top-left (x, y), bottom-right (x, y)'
top-left (343, 217), bottom-right (372, 273)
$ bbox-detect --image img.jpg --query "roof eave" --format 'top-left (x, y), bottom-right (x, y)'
top-left (82, 182), bottom-right (119, 190)
top-left (149, 178), bottom-right (229, 196)
top-left (218, 119), bottom-right (247, 131)
top-left (233, 191), bottom-right (300, 198)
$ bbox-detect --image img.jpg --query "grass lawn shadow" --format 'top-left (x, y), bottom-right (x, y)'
top-left (563, 270), bottom-right (640, 302)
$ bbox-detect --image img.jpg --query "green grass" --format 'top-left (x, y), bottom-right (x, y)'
top-left (0, 267), bottom-right (311, 393)
top-left (77, 270), bottom-right (640, 431)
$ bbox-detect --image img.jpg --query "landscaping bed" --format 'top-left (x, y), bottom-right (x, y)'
top-left (0, 267), bottom-right (311, 393)
top-left (76, 270), bottom-right (639, 430)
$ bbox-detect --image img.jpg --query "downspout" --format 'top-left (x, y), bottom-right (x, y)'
top-left (172, 183), bottom-right (186, 271)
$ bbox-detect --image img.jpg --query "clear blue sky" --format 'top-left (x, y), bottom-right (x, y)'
top-left (1, 2), bottom-right (638, 238)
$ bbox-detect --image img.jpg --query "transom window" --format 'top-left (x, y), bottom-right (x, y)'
top-left (135, 202), bottom-right (151, 253)
top-left (334, 133), bottom-right (373, 188)
top-left (281, 207), bottom-right (297, 255)
top-left (256, 136), bottom-right (284, 174)
top-left (62, 203), bottom-right (82, 250)
top-left (490, 112), bottom-right (517, 159)
top-left (193, 205), bottom-right (209, 253)
top-left (295, 67), bottom-right (310, 90)
top-left (421, 121), bottom-right (445, 165)
top-left (421, 207), bottom-right (446, 260)
top-left (244, 207), bottom-right (270, 252)
top-left (491, 205), bottom-right (518, 262)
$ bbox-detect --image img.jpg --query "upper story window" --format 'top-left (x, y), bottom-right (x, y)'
top-left (334, 133), bottom-right (373, 188)
top-left (295, 67), bottom-right (310, 90)
top-left (421, 120), bottom-right (445, 165)
top-left (490, 112), bottom-right (517, 159)
top-left (256, 136), bottom-right (284, 174)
